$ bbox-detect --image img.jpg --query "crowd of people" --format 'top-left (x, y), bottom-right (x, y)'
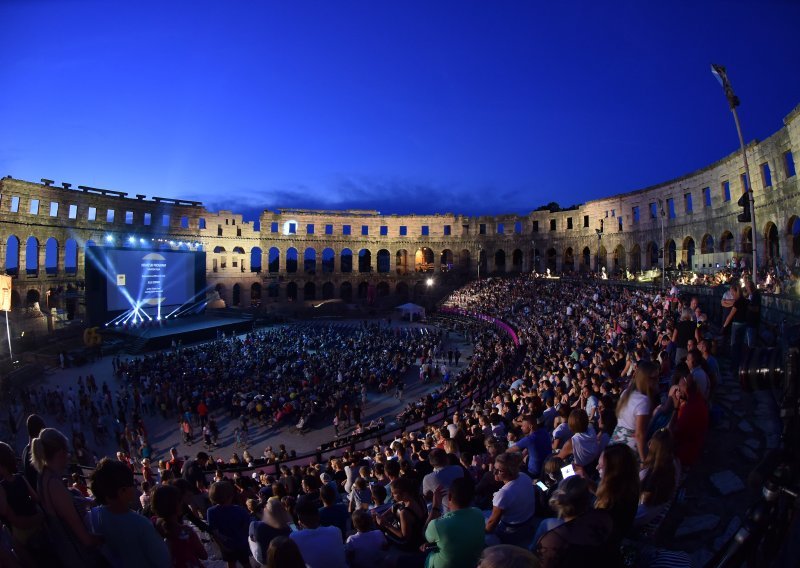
top-left (0, 271), bottom-right (738, 567)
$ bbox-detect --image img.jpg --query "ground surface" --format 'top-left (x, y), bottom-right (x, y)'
top-left (5, 318), bottom-right (474, 466)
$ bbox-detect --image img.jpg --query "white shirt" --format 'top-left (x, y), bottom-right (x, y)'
top-left (290, 525), bottom-right (347, 568)
top-left (345, 530), bottom-right (386, 568)
top-left (617, 390), bottom-right (651, 431)
top-left (572, 430), bottom-right (601, 467)
top-left (422, 466), bottom-right (464, 513)
top-left (492, 476), bottom-right (536, 524)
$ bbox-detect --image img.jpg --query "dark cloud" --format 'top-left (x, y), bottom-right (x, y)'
top-left (197, 175), bottom-right (534, 222)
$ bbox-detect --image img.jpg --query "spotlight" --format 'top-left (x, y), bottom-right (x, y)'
top-left (140, 238), bottom-right (146, 243)
top-left (128, 236), bottom-right (135, 244)
top-left (105, 235), bottom-right (114, 243)
top-left (157, 316), bottom-right (161, 321)
top-left (426, 278), bottom-right (434, 286)
top-left (170, 241), bottom-right (175, 246)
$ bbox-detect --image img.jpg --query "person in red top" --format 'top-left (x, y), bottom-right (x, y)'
top-left (670, 374), bottom-right (709, 469)
top-left (197, 401), bottom-right (208, 427)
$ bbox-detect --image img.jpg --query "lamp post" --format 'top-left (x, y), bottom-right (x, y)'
top-left (711, 64), bottom-right (758, 273)
top-left (477, 245), bottom-right (483, 281)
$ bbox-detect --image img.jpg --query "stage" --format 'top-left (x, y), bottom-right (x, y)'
top-left (108, 311), bottom-right (255, 353)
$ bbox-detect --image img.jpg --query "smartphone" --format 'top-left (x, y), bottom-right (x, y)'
top-left (561, 464), bottom-right (576, 479)
top-left (535, 481), bottom-right (548, 491)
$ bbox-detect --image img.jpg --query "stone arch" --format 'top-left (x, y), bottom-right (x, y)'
top-left (286, 282), bottom-right (298, 301)
top-left (440, 249), bottom-right (454, 272)
top-left (546, 248), bottom-right (557, 272)
top-left (26, 289), bottom-right (40, 306)
top-left (701, 234), bottom-right (715, 254)
top-left (232, 283), bottom-right (241, 306)
top-left (65, 238), bottom-right (78, 274)
top-left (377, 281), bottom-right (390, 297)
top-left (232, 246), bottom-right (245, 254)
top-left (303, 281), bottom-right (316, 301)
top-left (268, 247), bottom-right (280, 273)
top-left (25, 236), bottom-right (39, 275)
top-left (267, 282), bottom-right (280, 298)
top-left (341, 248), bottom-right (353, 273)
top-left (478, 249), bottom-right (488, 275)
top-left (340, 281), bottom-right (353, 302)
top-left (720, 231), bottom-right (734, 254)
top-left (741, 227), bottom-right (753, 254)
top-left (563, 247), bottom-right (574, 272)
top-left (321, 247), bottom-right (335, 273)
top-left (321, 281), bottom-right (335, 300)
top-left (286, 247), bottom-right (298, 273)
top-left (665, 239), bottom-right (676, 267)
top-left (415, 247), bottom-right (434, 272)
top-left (511, 249), bottom-right (523, 271)
top-left (682, 237), bottom-right (695, 269)
top-left (214, 283), bottom-right (226, 304)
top-left (764, 221), bottom-right (779, 260)
top-left (358, 249), bottom-right (371, 273)
top-left (251, 282), bottom-right (262, 305)
top-left (646, 242), bottom-right (659, 268)
top-left (630, 244), bottom-right (641, 272)
top-left (459, 249), bottom-right (471, 272)
top-left (304, 247), bottom-right (317, 274)
top-left (597, 245), bottom-right (607, 270)
top-left (213, 246), bottom-right (226, 253)
top-left (788, 215), bottom-right (800, 258)
top-left (357, 281), bottom-right (369, 299)
top-left (44, 237), bottom-right (59, 274)
top-left (396, 249), bottom-right (409, 275)
top-left (581, 247), bottom-right (591, 271)
top-left (377, 249), bottom-right (391, 273)
top-left (396, 281), bottom-right (409, 300)
top-left (250, 246), bottom-right (262, 273)
top-left (613, 244), bottom-right (626, 271)
top-left (494, 249), bottom-right (506, 273)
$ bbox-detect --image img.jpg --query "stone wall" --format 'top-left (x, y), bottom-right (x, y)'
top-left (2, 104), bottom-right (799, 316)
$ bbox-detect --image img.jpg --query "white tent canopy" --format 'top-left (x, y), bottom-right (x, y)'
top-left (396, 302), bottom-right (426, 319)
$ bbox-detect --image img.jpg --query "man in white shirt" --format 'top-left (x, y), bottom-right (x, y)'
top-left (422, 448), bottom-right (464, 513)
top-left (290, 497), bottom-right (347, 568)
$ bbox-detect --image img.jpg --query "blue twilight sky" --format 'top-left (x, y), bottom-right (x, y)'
top-left (1, 0), bottom-right (799, 223)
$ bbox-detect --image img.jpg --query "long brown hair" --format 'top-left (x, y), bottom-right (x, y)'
top-left (595, 444), bottom-right (640, 511)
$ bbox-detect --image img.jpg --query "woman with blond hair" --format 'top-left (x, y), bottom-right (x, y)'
top-left (611, 361), bottom-right (659, 462)
top-left (31, 427), bottom-right (103, 567)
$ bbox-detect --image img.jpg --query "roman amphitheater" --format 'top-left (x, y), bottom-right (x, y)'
top-left (1, 105), bottom-right (799, 322)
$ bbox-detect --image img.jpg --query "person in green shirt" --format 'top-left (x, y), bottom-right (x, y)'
top-left (424, 477), bottom-right (485, 568)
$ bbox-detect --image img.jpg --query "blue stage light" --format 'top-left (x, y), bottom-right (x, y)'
top-left (140, 238), bottom-right (146, 243)
top-left (105, 235), bottom-right (114, 243)
top-left (128, 236), bottom-right (135, 244)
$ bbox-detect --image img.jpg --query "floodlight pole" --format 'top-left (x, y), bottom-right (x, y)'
top-left (659, 199), bottom-right (666, 291)
top-left (712, 64), bottom-right (758, 273)
top-left (731, 107), bottom-right (758, 273)
top-left (5, 311), bottom-right (12, 361)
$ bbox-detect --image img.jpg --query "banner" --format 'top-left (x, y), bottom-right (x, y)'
top-left (0, 275), bottom-right (11, 312)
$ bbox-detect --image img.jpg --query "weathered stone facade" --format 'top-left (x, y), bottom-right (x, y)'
top-left (2, 105), bottom-right (799, 314)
